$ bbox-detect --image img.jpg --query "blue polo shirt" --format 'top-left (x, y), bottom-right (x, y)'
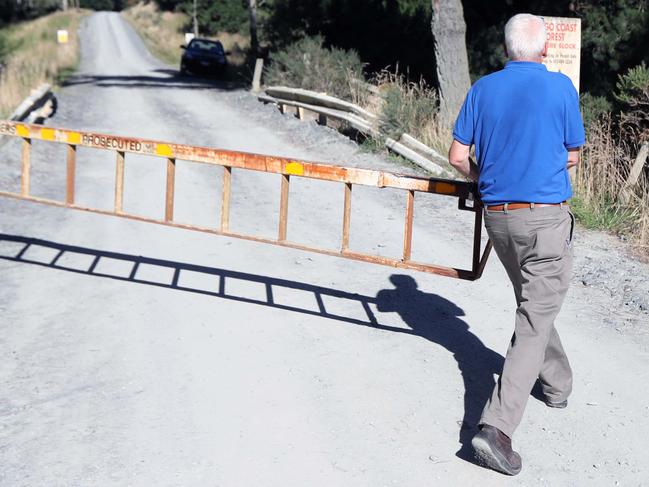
top-left (453, 61), bottom-right (585, 205)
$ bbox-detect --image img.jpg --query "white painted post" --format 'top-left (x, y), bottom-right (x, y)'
top-left (252, 58), bottom-right (264, 92)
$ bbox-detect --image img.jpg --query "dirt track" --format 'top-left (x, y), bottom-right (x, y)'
top-left (1, 12), bottom-right (648, 486)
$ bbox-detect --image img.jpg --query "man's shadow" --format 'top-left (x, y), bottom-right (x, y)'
top-left (376, 274), bottom-right (504, 460)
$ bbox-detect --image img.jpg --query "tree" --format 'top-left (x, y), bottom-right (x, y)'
top-left (248, 0), bottom-right (258, 55)
top-left (266, 0), bottom-right (436, 82)
top-left (431, 0), bottom-right (471, 125)
top-left (578, 0), bottom-right (649, 96)
top-left (192, 0), bottom-right (198, 35)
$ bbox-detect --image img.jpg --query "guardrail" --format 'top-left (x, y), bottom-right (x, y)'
top-left (0, 84), bottom-right (56, 151)
top-left (8, 83), bottom-right (55, 122)
top-left (0, 120), bottom-right (492, 280)
top-left (258, 86), bottom-right (451, 177)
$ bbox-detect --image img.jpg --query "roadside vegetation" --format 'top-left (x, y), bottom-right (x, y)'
top-left (121, 1), bottom-right (188, 65)
top-left (574, 64), bottom-right (649, 252)
top-left (0, 9), bottom-right (87, 118)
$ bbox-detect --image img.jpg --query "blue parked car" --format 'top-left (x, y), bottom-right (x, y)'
top-left (180, 39), bottom-right (228, 77)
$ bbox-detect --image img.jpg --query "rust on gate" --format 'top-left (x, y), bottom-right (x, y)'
top-left (0, 121), bottom-right (492, 280)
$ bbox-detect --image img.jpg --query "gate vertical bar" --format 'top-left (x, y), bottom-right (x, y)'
top-left (278, 174), bottom-right (290, 241)
top-left (115, 151), bottom-right (125, 213)
top-left (341, 182), bottom-right (352, 251)
top-left (165, 158), bottom-right (176, 221)
top-left (221, 166), bottom-right (231, 231)
top-left (20, 138), bottom-right (31, 196)
top-left (472, 206), bottom-right (484, 276)
top-left (66, 144), bottom-right (76, 204)
top-left (403, 190), bottom-right (414, 261)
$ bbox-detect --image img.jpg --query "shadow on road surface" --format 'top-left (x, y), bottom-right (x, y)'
top-left (376, 275), bottom-right (504, 462)
top-left (0, 233), bottom-right (503, 464)
top-left (62, 69), bottom-right (245, 91)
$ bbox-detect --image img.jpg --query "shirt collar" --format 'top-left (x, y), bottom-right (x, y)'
top-left (505, 61), bottom-right (547, 71)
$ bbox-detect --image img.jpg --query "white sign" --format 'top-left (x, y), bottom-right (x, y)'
top-left (57, 30), bottom-right (69, 44)
top-left (184, 33), bottom-right (195, 45)
top-left (543, 17), bottom-right (581, 92)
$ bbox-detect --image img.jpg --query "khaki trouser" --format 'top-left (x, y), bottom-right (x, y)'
top-left (481, 204), bottom-right (575, 438)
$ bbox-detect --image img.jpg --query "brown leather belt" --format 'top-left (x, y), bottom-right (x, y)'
top-left (486, 202), bottom-right (567, 211)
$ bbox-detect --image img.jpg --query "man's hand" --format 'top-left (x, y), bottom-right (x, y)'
top-left (567, 147), bottom-right (580, 169)
top-left (448, 140), bottom-right (479, 181)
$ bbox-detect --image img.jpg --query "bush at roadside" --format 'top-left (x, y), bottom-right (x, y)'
top-left (615, 62), bottom-right (649, 142)
top-left (574, 63), bottom-right (649, 253)
top-left (264, 36), bottom-right (363, 101)
top-left (371, 71), bottom-right (449, 154)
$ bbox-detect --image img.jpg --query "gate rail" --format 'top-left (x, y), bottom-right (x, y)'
top-left (0, 121), bottom-right (492, 280)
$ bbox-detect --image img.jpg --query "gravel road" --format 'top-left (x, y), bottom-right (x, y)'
top-left (1, 12), bottom-right (648, 486)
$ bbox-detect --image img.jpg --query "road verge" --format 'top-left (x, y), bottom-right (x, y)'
top-left (0, 9), bottom-right (87, 118)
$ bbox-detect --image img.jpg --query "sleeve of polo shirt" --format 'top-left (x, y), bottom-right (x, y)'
top-left (452, 90), bottom-right (474, 146)
top-left (564, 85), bottom-right (585, 149)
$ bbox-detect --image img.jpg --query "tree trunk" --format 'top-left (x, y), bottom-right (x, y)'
top-left (431, 0), bottom-right (471, 126)
top-left (248, 0), bottom-right (259, 56)
top-left (192, 0), bottom-right (199, 37)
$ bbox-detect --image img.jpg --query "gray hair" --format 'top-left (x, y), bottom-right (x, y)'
top-left (504, 14), bottom-right (546, 60)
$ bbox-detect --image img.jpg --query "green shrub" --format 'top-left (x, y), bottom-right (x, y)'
top-left (264, 35), bottom-right (364, 101)
top-left (615, 62), bottom-right (649, 141)
top-left (377, 72), bottom-right (438, 140)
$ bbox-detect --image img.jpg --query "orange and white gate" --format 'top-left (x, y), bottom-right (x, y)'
top-left (0, 121), bottom-right (492, 280)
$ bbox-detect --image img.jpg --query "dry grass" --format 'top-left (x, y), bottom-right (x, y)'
top-left (122, 2), bottom-right (249, 67)
top-left (377, 72), bottom-right (451, 153)
top-left (0, 9), bottom-right (88, 118)
top-left (121, 2), bottom-right (187, 65)
top-left (350, 71), bottom-right (453, 172)
top-left (574, 114), bottom-right (649, 253)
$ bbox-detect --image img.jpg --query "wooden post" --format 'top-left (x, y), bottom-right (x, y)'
top-left (221, 166), bottom-right (232, 231)
top-left (341, 183), bottom-right (352, 251)
top-left (115, 151), bottom-right (125, 213)
top-left (403, 190), bottom-right (414, 261)
top-left (472, 204), bottom-right (484, 275)
top-left (20, 138), bottom-right (31, 196)
top-left (165, 158), bottom-right (176, 222)
top-left (66, 144), bottom-right (76, 204)
top-left (621, 141), bottom-right (649, 205)
top-left (278, 174), bottom-right (290, 241)
top-left (297, 106), bottom-right (305, 120)
top-left (252, 58), bottom-right (264, 92)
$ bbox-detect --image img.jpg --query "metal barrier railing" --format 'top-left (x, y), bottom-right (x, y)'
top-left (0, 121), bottom-right (492, 280)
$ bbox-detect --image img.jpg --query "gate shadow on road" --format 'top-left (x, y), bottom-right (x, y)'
top-left (0, 232), bottom-right (503, 463)
top-left (62, 69), bottom-right (244, 91)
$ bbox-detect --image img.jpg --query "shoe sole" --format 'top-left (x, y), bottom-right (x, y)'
top-left (545, 400), bottom-right (568, 409)
top-left (471, 435), bottom-right (522, 476)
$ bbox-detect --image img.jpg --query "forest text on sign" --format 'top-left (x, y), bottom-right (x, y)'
top-left (542, 17), bottom-right (581, 92)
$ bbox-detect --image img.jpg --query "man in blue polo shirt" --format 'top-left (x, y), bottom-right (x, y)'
top-left (448, 13), bottom-right (585, 476)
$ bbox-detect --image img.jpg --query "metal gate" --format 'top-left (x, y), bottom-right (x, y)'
top-left (0, 121), bottom-right (492, 280)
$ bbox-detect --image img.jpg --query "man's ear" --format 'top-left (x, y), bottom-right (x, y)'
top-left (503, 43), bottom-right (509, 59)
top-left (542, 41), bottom-right (548, 58)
